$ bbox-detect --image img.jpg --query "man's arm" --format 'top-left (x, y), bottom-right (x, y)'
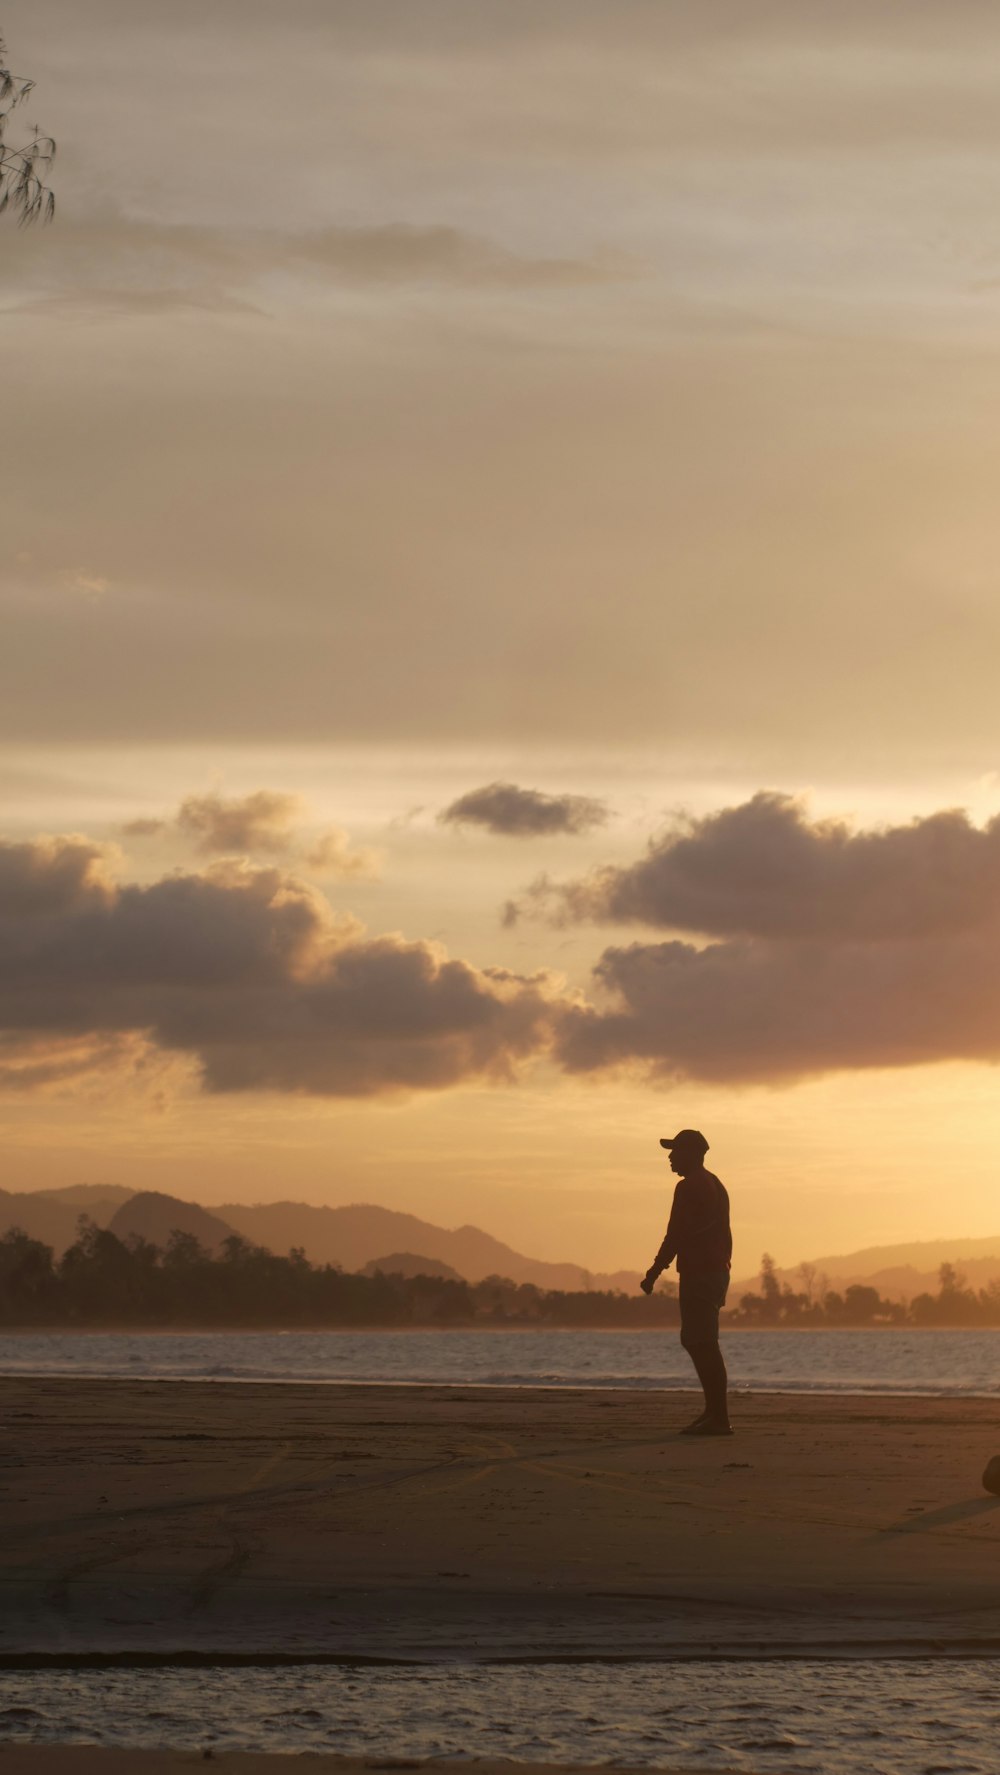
top-left (640, 1182), bottom-right (683, 1294)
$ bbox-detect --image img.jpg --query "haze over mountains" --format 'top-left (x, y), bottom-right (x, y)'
top-left (214, 1200), bottom-right (641, 1292)
top-left (0, 1186), bottom-right (133, 1258)
top-left (749, 1238), bottom-right (1000, 1307)
top-left (108, 1192), bottom-right (238, 1256)
top-left (0, 1186), bottom-right (637, 1292)
top-left (2, 1185), bottom-right (1000, 1303)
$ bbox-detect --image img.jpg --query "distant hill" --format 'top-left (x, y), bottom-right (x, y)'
top-left (108, 1192), bottom-right (238, 1254)
top-left (0, 1185), bottom-right (127, 1256)
top-left (361, 1252), bottom-right (464, 1282)
top-left (218, 1200), bottom-right (639, 1293)
top-left (10, 1181), bottom-right (996, 1305)
top-left (29, 1183), bottom-right (135, 1210)
top-left (733, 1234), bottom-right (1000, 1304)
top-left (0, 1186), bottom-right (636, 1288)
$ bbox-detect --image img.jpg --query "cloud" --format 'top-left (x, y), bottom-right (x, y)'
top-left (121, 818), bottom-right (166, 839)
top-left (303, 828), bottom-right (376, 877)
top-left (10, 0), bottom-right (1000, 777)
top-left (0, 214), bottom-right (616, 316)
top-left (0, 835), bottom-right (115, 919)
top-left (123, 791), bottom-right (377, 878)
top-left (524, 793), bottom-right (1000, 939)
top-left (0, 844), bottom-right (558, 1099)
top-left (0, 1031), bottom-right (167, 1098)
top-left (293, 224), bottom-right (619, 288)
top-left (554, 924), bottom-right (1000, 1086)
top-left (440, 781), bottom-right (609, 838)
top-left (176, 790), bottom-right (305, 856)
top-left (58, 569), bottom-right (111, 600)
top-left (12, 288), bottom-right (266, 319)
top-left (9, 799), bottom-right (1000, 1097)
top-left (544, 793), bottom-right (1000, 1085)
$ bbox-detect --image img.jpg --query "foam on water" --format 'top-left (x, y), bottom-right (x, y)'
top-left (3, 1660), bottom-right (1000, 1773)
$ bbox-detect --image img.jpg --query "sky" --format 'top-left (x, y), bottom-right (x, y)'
top-left (4, 0), bottom-right (1000, 1275)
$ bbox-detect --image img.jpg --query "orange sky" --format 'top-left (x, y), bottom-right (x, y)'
top-left (4, 2), bottom-right (1000, 1274)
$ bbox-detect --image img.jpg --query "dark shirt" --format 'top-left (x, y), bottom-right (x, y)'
top-left (654, 1167), bottom-right (732, 1276)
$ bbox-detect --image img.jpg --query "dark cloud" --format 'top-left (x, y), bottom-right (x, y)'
top-left (11, 799), bottom-right (1000, 1098)
top-left (441, 781), bottom-right (609, 838)
top-left (0, 846), bottom-right (556, 1098)
top-left (543, 793), bottom-right (1000, 1084)
top-left (554, 923), bottom-right (1000, 1086)
top-left (526, 793), bottom-right (1000, 938)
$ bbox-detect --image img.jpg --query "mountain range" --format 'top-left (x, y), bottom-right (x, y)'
top-left (0, 1185), bottom-right (134, 1258)
top-left (0, 1186), bottom-right (638, 1292)
top-left (738, 1236), bottom-right (1000, 1305)
top-left (2, 1184), bottom-right (1000, 1301)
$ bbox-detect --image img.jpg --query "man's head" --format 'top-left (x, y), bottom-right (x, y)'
top-left (660, 1128), bottom-right (709, 1176)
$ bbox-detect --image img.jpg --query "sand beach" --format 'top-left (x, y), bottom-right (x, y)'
top-left (2, 1377), bottom-right (1000, 1663)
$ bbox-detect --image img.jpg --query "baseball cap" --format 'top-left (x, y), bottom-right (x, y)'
top-left (660, 1129), bottom-right (709, 1155)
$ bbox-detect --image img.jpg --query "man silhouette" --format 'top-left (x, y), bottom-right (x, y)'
top-left (640, 1129), bottom-right (733, 1436)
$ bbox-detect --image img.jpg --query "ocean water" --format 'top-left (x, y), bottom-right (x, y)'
top-left (3, 1660), bottom-right (1000, 1773)
top-left (1, 1325), bottom-right (1000, 1395)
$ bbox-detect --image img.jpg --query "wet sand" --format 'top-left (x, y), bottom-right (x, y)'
top-left (3, 1378), bottom-right (1000, 1661)
top-left (0, 1755), bottom-right (722, 1775)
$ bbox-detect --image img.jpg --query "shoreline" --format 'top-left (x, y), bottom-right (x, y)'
top-left (7, 1635), bottom-right (1000, 1667)
top-left (3, 1372), bottom-right (1000, 1402)
top-left (5, 1321), bottom-right (1000, 1402)
top-left (2, 1320), bottom-right (1000, 1332)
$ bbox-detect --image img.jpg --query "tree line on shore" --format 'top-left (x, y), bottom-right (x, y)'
top-left (2, 1223), bottom-right (999, 1328)
top-left (0, 1221), bottom-right (681, 1328)
top-left (732, 1255), bottom-right (1000, 1327)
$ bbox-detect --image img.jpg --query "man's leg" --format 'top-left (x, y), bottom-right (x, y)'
top-left (686, 1338), bottom-right (729, 1429)
top-left (678, 1273), bottom-right (732, 1434)
top-left (678, 1324), bottom-right (709, 1426)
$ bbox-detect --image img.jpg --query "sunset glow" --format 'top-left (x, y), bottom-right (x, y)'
top-left (5, 0), bottom-right (1000, 1277)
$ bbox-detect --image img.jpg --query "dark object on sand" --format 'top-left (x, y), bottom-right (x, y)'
top-left (982, 1454), bottom-right (1000, 1496)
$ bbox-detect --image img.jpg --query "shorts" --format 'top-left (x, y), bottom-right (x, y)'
top-left (678, 1269), bottom-right (730, 1346)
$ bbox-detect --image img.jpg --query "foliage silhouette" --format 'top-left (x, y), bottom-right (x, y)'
top-left (0, 1218), bottom-right (681, 1328)
top-left (1, 31), bottom-right (55, 224)
top-left (731, 1254), bottom-right (1000, 1326)
top-left (3, 1227), bottom-right (999, 1328)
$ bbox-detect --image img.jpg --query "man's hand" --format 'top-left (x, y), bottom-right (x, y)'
top-left (640, 1267), bottom-right (659, 1296)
